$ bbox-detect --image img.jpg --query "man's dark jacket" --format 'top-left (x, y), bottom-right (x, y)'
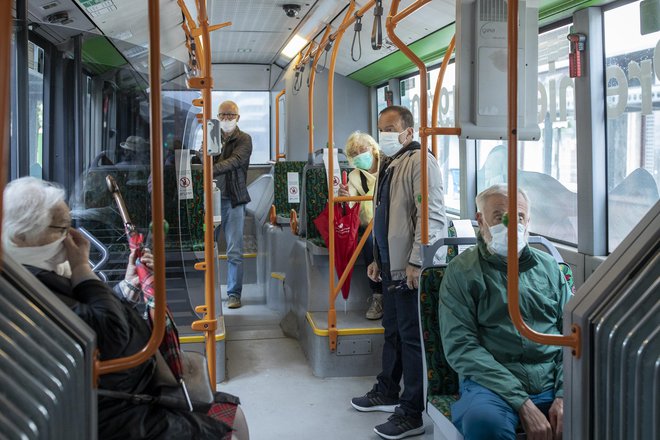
top-left (213, 126), bottom-right (252, 207)
top-left (30, 268), bottom-right (231, 439)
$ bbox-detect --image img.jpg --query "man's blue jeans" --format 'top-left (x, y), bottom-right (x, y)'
top-left (216, 198), bottom-right (245, 298)
top-left (452, 379), bottom-right (555, 440)
top-left (375, 278), bottom-right (424, 418)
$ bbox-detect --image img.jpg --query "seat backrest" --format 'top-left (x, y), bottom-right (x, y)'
top-left (299, 164), bottom-right (352, 244)
top-left (273, 161), bottom-right (306, 218)
top-left (418, 265), bottom-right (459, 400)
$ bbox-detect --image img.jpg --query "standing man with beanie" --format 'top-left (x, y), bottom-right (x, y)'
top-left (213, 100), bottom-right (252, 309)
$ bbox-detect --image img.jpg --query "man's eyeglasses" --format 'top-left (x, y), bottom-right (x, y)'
top-left (218, 113), bottom-right (238, 120)
top-left (49, 225), bottom-right (70, 237)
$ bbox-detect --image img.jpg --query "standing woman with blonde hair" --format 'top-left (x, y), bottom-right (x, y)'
top-left (339, 131), bottom-right (390, 320)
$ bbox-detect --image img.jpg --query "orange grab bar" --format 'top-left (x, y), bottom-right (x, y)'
top-left (269, 205), bottom-right (277, 225)
top-left (192, 0), bottom-right (220, 386)
top-left (505, 0), bottom-right (581, 358)
top-left (430, 35), bottom-right (456, 158)
top-left (308, 26), bottom-right (333, 155)
top-left (97, 0), bottom-right (167, 378)
top-left (290, 209), bottom-right (299, 235)
top-left (326, 0), bottom-right (357, 352)
top-left (0, 0), bottom-right (11, 269)
top-left (275, 89), bottom-right (286, 161)
top-left (386, 0), bottom-right (431, 245)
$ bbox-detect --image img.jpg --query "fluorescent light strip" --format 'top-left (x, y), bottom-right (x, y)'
top-left (281, 34), bottom-right (308, 59)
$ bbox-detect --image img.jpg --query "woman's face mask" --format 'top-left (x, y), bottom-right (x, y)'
top-left (8, 235), bottom-right (68, 269)
top-left (484, 221), bottom-right (527, 257)
top-left (378, 131), bottom-right (405, 156)
top-left (351, 151), bottom-right (374, 170)
top-left (220, 119), bottom-right (237, 133)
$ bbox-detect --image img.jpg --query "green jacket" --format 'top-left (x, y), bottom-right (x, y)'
top-left (439, 235), bottom-right (571, 410)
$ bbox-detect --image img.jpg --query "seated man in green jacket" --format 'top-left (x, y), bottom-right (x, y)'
top-left (440, 184), bottom-right (571, 440)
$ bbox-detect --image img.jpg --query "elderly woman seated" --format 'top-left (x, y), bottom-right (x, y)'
top-left (2, 177), bottom-right (247, 440)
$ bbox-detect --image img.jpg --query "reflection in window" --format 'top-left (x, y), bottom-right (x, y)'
top-left (477, 25), bottom-right (578, 244)
top-left (28, 41), bottom-right (44, 178)
top-left (604, 1), bottom-right (660, 252)
top-left (212, 91), bottom-right (271, 164)
top-left (429, 63), bottom-right (459, 212)
top-left (377, 85), bottom-right (389, 115)
top-left (400, 75), bottom-right (421, 139)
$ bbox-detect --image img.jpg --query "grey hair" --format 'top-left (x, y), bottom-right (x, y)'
top-left (475, 184), bottom-right (530, 214)
top-left (218, 100), bottom-right (239, 115)
top-left (2, 177), bottom-right (66, 245)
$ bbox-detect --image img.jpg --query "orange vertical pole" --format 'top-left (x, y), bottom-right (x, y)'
top-left (505, 0), bottom-right (580, 357)
top-left (386, 0), bottom-right (431, 244)
top-left (0, 0), bottom-right (11, 269)
top-left (431, 35), bottom-right (455, 159)
top-left (97, 0), bottom-right (167, 377)
top-left (308, 26), bottom-right (332, 157)
top-left (194, 0), bottom-right (218, 386)
top-left (275, 89), bottom-right (286, 161)
top-left (326, 1), bottom-right (356, 352)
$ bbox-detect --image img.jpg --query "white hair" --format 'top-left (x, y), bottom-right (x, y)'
top-left (475, 184), bottom-right (530, 214)
top-left (3, 177), bottom-right (66, 245)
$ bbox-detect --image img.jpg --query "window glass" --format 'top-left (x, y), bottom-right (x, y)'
top-left (376, 84), bottom-right (389, 115)
top-left (477, 24), bottom-right (578, 244)
top-left (212, 91), bottom-right (271, 164)
top-left (604, 1), bottom-right (660, 251)
top-left (28, 41), bottom-right (45, 178)
top-left (400, 74), bottom-right (421, 140)
top-left (429, 63), bottom-right (459, 211)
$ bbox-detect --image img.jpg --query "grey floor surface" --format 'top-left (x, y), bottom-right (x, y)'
top-left (217, 299), bottom-right (434, 440)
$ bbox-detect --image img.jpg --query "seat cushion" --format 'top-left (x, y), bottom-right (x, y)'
top-left (428, 393), bottom-right (458, 418)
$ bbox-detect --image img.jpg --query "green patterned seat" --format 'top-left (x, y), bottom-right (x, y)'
top-left (301, 165), bottom-right (352, 244)
top-left (273, 161), bottom-right (306, 220)
top-left (419, 265), bottom-right (459, 420)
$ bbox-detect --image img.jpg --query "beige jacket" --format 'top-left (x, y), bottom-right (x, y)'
top-left (347, 168), bottom-right (377, 227)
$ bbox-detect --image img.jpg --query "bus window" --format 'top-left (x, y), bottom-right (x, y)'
top-left (604, 0), bottom-right (660, 251)
top-left (211, 91), bottom-right (271, 164)
top-left (478, 24), bottom-right (578, 244)
top-left (28, 41), bottom-right (45, 179)
top-left (429, 63), bottom-right (459, 213)
top-left (376, 84), bottom-right (388, 115)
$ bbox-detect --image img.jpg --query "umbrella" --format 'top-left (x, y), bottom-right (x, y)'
top-left (106, 175), bottom-right (193, 411)
top-left (313, 173), bottom-right (361, 300)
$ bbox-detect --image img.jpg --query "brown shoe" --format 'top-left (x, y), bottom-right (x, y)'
top-left (227, 295), bottom-right (242, 309)
top-left (366, 293), bottom-right (383, 320)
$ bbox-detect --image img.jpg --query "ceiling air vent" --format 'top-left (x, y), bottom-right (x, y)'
top-left (45, 11), bottom-right (73, 25)
top-left (41, 1), bottom-right (60, 11)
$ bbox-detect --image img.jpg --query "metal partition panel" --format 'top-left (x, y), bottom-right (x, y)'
top-left (0, 256), bottom-right (96, 440)
top-left (564, 202), bottom-right (659, 439)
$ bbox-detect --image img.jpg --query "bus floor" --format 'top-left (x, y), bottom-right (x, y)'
top-left (217, 286), bottom-right (435, 440)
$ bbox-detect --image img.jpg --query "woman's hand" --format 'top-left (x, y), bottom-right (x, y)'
top-left (64, 228), bottom-right (91, 273)
top-left (338, 183), bottom-right (350, 197)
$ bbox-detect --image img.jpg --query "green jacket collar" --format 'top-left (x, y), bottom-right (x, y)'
top-left (476, 232), bottom-right (538, 273)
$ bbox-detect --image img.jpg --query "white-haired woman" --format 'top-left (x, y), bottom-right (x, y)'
top-left (2, 177), bottom-right (244, 440)
top-left (338, 131), bottom-right (391, 320)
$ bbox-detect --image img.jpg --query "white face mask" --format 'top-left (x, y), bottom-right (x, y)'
top-left (220, 119), bottom-right (237, 133)
top-left (378, 131), bottom-right (405, 156)
top-left (484, 222), bottom-right (527, 257)
top-left (5, 235), bottom-right (68, 272)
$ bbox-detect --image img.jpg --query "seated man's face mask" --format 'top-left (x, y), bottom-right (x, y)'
top-left (483, 216), bottom-right (528, 257)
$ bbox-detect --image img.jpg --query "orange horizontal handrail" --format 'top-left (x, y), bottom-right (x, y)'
top-left (97, 0), bottom-right (167, 378)
top-left (505, 0), bottom-right (581, 358)
top-left (0, 0), bottom-right (10, 269)
top-left (430, 35), bottom-right (456, 158)
top-left (420, 127), bottom-right (462, 136)
top-left (275, 89), bottom-right (285, 162)
top-left (386, 0), bottom-right (431, 245)
top-left (334, 195), bottom-right (374, 203)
